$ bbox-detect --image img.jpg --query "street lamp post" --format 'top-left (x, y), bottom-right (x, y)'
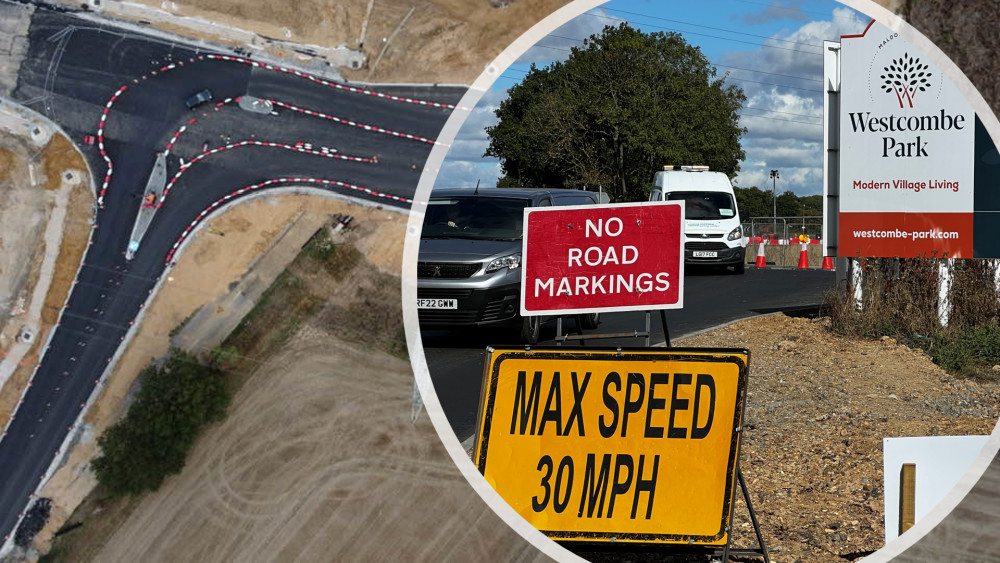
top-left (769, 169), bottom-right (779, 239)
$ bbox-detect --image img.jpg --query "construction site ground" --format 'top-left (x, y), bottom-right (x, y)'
top-left (0, 130), bottom-right (93, 432)
top-left (90, 0), bottom-right (572, 84)
top-left (576, 314), bottom-right (1000, 563)
top-left (8, 0), bottom-right (1000, 562)
top-left (37, 195), bottom-right (548, 562)
top-left (27, 195), bottom-right (414, 555)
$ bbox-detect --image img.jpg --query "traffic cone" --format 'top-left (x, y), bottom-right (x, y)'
top-left (822, 255), bottom-right (834, 270)
top-left (754, 242), bottom-right (766, 268)
top-left (797, 242), bottom-right (809, 269)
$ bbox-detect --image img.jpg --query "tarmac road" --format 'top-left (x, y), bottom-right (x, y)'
top-left (420, 267), bottom-right (837, 444)
top-left (0, 7), bottom-right (462, 546)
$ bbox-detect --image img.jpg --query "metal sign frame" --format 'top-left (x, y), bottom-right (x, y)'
top-left (473, 346), bottom-right (749, 545)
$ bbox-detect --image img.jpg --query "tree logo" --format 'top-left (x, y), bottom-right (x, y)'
top-left (880, 53), bottom-right (931, 108)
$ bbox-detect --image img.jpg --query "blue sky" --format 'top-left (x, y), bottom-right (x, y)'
top-left (436, 0), bottom-right (872, 197)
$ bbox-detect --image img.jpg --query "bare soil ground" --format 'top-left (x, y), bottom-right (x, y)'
top-left (576, 313), bottom-right (998, 563)
top-left (689, 315), bottom-right (997, 562)
top-left (86, 331), bottom-right (544, 561)
top-left (0, 136), bottom-right (44, 341)
top-left (28, 195), bottom-right (409, 557)
top-left (38, 198), bottom-right (548, 562)
top-left (117, 0), bottom-right (571, 83)
top-left (0, 133), bottom-right (92, 429)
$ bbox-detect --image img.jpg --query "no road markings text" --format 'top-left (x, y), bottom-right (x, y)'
top-left (474, 347), bottom-right (748, 545)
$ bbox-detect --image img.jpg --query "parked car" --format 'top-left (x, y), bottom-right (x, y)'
top-left (185, 89), bottom-right (213, 109)
top-left (417, 187), bottom-right (603, 343)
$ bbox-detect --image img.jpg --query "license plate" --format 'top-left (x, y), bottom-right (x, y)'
top-left (693, 251), bottom-right (718, 258)
top-left (417, 298), bottom-right (458, 309)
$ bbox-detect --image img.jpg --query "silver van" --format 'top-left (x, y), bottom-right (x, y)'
top-left (417, 187), bottom-right (602, 343)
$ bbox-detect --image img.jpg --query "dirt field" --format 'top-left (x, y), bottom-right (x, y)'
top-left (115, 0), bottom-right (571, 83)
top-left (28, 195), bottom-right (410, 555)
top-left (36, 194), bottom-right (550, 562)
top-left (0, 132), bottom-right (93, 430)
top-left (0, 135), bottom-right (44, 340)
top-left (80, 330), bottom-right (542, 561)
top-left (685, 315), bottom-right (997, 562)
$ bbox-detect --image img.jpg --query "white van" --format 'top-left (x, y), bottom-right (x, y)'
top-left (648, 165), bottom-right (746, 274)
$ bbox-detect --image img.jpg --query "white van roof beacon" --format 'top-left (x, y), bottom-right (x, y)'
top-left (662, 165), bottom-right (711, 171)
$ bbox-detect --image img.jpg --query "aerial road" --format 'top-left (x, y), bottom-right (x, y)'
top-left (0, 6), bottom-right (463, 547)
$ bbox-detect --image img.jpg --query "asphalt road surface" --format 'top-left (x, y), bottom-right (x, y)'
top-left (420, 267), bottom-right (837, 444)
top-left (0, 7), bottom-right (462, 546)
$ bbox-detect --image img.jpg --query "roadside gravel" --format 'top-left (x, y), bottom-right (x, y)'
top-left (685, 314), bottom-right (999, 563)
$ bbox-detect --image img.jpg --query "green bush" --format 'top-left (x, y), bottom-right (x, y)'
top-left (928, 325), bottom-right (1000, 380)
top-left (92, 349), bottom-right (230, 496)
top-left (826, 257), bottom-right (1000, 381)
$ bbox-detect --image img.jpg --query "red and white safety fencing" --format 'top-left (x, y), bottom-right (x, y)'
top-left (268, 100), bottom-right (446, 146)
top-left (162, 97), bottom-right (245, 156)
top-left (206, 54), bottom-right (468, 111)
top-left (747, 236), bottom-right (821, 245)
top-left (95, 56), bottom-right (202, 207)
top-left (95, 52), bottom-right (451, 208)
top-left (164, 177), bottom-right (410, 263)
top-left (95, 85), bottom-right (129, 207)
top-left (159, 140), bottom-right (376, 204)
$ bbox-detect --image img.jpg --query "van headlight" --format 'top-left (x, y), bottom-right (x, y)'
top-left (485, 253), bottom-right (521, 273)
top-left (727, 226), bottom-right (742, 241)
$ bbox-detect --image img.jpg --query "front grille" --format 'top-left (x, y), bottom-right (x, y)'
top-left (418, 309), bottom-right (480, 324)
top-left (417, 262), bottom-right (480, 279)
top-left (686, 233), bottom-right (724, 239)
top-left (481, 297), bottom-right (508, 321)
top-left (417, 288), bottom-right (474, 299)
top-left (686, 242), bottom-right (729, 252)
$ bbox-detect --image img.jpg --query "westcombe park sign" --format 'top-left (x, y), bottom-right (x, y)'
top-left (830, 20), bottom-right (1000, 259)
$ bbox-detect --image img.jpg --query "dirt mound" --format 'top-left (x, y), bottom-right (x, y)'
top-left (685, 315), bottom-right (999, 562)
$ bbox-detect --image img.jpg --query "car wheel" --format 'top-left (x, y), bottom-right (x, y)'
top-left (733, 260), bottom-right (746, 275)
top-left (519, 315), bottom-right (541, 345)
top-left (580, 312), bottom-right (600, 330)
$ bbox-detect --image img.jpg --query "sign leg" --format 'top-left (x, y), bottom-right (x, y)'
top-left (739, 464), bottom-right (771, 563)
top-left (659, 309), bottom-right (671, 347)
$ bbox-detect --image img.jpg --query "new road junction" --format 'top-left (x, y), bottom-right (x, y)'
top-left (0, 6), bottom-right (462, 547)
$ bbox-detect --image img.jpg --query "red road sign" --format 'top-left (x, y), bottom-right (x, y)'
top-left (520, 202), bottom-right (684, 315)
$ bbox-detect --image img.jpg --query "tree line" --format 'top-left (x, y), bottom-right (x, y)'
top-left (92, 349), bottom-right (230, 496)
top-left (734, 186), bottom-right (822, 223)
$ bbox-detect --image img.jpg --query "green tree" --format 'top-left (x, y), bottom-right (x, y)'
top-left (776, 190), bottom-right (802, 217)
top-left (801, 194), bottom-right (823, 216)
top-left (485, 23), bottom-right (747, 202)
top-left (733, 186), bottom-right (772, 221)
top-left (92, 349), bottom-right (230, 496)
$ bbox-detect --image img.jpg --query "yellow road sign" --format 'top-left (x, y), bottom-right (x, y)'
top-left (474, 347), bottom-right (749, 545)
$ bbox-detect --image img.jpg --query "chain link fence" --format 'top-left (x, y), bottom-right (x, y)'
top-left (743, 217), bottom-right (826, 268)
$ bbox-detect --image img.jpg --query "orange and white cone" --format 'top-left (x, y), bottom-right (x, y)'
top-left (797, 242), bottom-right (809, 269)
top-left (822, 255), bottom-right (834, 270)
top-left (755, 242), bottom-right (767, 268)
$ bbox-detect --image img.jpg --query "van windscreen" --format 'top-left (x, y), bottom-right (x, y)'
top-left (665, 191), bottom-right (736, 220)
top-left (422, 196), bottom-right (531, 240)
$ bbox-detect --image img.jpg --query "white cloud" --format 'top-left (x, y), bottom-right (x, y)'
top-left (435, 4), bottom-right (866, 198)
top-left (725, 6), bottom-right (867, 196)
top-left (742, 0), bottom-right (809, 25)
top-left (435, 160), bottom-right (503, 189)
top-left (735, 166), bottom-right (821, 196)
